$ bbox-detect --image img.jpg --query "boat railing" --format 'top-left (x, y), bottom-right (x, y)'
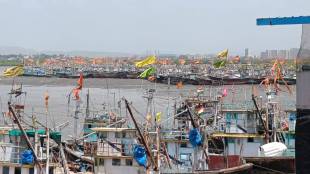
top-left (161, 130), bottom-right (189, 141)
top-left (217, 117), bottom-right (258, 134)
top-left (0, 143), bottom-right (26, 163)
top-left (84, 139), bottom-right (136, 157)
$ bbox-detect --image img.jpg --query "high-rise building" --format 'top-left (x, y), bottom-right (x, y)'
top-left (260, 48), bottom-right (299, 59)
top-left (289, 48), bottom-right (299, 59)
top-left (245, 48), bottom-right (249, 57)
top-left (260, 50), bottom-right (268, 59)
top-left (278, 50), bottom-right (288, 59)
top-left (268, 50), bottom-right (278, 58)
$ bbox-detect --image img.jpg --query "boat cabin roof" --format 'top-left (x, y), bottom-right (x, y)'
top-left (91, 127), bottom-right (136, 132)
top-left (221, 109), bottom-right (254, 113)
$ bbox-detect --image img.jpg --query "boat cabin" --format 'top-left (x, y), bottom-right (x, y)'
top-left (87, 128), bottom-right (145, 174)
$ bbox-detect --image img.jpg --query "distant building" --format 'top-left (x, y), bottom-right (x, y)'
top-left (278, 50), bottom-right (288, 59)
top-left (245, 48), bottom-right (249, 57)
top-left (260, 48), bottom-right (299, 59)
top-left (289, 48), bottom-right (299, 59)
top-left (260, 50), bottom-right (268, 59)
top-left (268, 50), bottom-right (278, 58)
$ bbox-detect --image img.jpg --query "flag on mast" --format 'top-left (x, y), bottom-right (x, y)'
top-left (3, 65), bottom-right (24, 77)
top-left (217, 49), bottom-right (228, 58)
top-left (135, 55), bottom-right (156, 68)
top-left (138, 67), bottom-right (156, 78)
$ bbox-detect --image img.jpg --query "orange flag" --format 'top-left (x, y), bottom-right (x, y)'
top-left (44, 91), bottom-right (49, 108)
top-left (232, 56), bottom-right (240, 63)
top-left (73, 89), bottom-right (80, 100)
top-left (76, 73), bottom-right (83, 90)
top-left (176, 81), bottom-right (183, 89)
top-left (148, 75), bottom-right (156, 81)
top-left (72, 73), bottom-right (83, 100)
top-left (179, 59), bottom-right (186, 65)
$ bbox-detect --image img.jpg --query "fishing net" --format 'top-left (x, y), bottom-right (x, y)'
top-left (296, 24), bottom-right (310, 174)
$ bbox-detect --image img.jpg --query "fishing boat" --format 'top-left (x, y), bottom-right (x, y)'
top-left (23, 67), bottom-right (51, 77)
top-left (0, 85), bottom-right (73, 174)
top-left (213, 88), bottom-right (296, 173)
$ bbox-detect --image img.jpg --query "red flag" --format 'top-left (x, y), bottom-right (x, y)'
top-left (176, 81), bottom-right (183, 89)
top-left (73, 89), bottom-right (80, 100)
top-left (44, 91), bottom-right (49, 108)
top-left (148, 75), bottom-right (156, 81)
top-left (76, 73), bottom-right (83, 90)
top-left (222, 88), bottom-right (228, 97)
top-left (72, 73), bottom-right (83, 100)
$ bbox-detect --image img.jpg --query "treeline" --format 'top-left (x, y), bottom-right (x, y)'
top-left (0, 60), bottom-right (22, 66)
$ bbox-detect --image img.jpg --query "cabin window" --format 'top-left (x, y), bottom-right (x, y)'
top-left (126, 159), bottom-right (133, 166)
top-left (122, 132), bottom-right (127, 138)
top-left (247, 137), bottom-right (254, 142)
top-left (112, 158), bottom-right (121, 166)
top-left (15, 167), bottom-right (21, 174)
top-left (180, 153), bottom-right (190, 161)
top-left (99, 158), bottom-right (105, 165)
top-left (99, 132), bottom-right (107, 139)
top-left (3, 166), bottom-right (9, 174)
top-left (115, 132), bottom-right (122, 138)
top-left (227, 138), bottom-right (235, 143)
top-left (180, 143), bottom-right (187, 148)
top-left (29, 168), bottom-right (34, 174)
top-left (233, 113), bottom-right (238, 120)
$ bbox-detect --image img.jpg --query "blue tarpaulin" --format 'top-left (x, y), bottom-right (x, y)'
top-left (189, 128), bottom-right (202, 147)
top-left (21, 150), bottom-right (34, 164)
top-left (133, 145), bottom-right (147, 167)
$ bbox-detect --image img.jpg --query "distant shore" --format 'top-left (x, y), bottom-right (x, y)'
top-left (0, 76), bottom-right (169, 89)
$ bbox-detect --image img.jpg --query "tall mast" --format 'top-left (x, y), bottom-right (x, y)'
top-left (86, 89), bottom-right (90, 118)
top-left (74, 100), bottom-right (80, 139)
top-left (8, 103), bottom-right (42, 172)
top-left (124, 99), bottom-right (157, 170)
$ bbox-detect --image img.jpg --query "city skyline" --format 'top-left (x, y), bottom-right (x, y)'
top-left (0, 0), bottom-right (308, 55)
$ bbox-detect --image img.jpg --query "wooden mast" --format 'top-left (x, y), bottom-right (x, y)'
top-left (8, 102), bottom-right (43, 172)
top-left (186, 105), bottom-right (209, 168)
top-left (124, 99), bottom-right (157, 171)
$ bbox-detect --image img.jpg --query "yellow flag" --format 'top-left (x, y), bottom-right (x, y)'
top-left (3, 65), bottom-right (24, 77)
top-left (135, 55), bottom-right (156, 68)
top-left (146, 113), bottom-right (152, 122)
top-left (156, 112), bottom-right (162, 122)
top-left (217, 49), bottom-right (228, 58)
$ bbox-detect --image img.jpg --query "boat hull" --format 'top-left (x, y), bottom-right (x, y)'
top-left (244, 156), bottom-right (295, 173)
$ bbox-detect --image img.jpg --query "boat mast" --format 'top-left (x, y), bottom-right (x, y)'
top-left (86, 89), bottom-right (90, 118)
top-left (8, 103), bottom-right (43, 172)
top-left (124, 98), bottom-right (157, 171)
top-left (74, 99), bottom-right (81, 139)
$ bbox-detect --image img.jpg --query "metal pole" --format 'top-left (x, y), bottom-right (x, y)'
top-left (86, 89), bottom-right (90, 118)
top-left (45, 129), bottom-right (49, 174)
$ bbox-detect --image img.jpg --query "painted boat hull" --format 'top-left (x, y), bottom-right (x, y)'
top-left (244, 156), bottom-right (295, 173)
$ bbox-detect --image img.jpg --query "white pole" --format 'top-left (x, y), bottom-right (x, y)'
top-left (45, 129), bottom-right (49, 174)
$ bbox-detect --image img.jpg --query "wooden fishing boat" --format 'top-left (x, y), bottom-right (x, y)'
top-left (244, 156), bottom-right (295, 173)
top-left (195, 163), bottom-right (253, 174)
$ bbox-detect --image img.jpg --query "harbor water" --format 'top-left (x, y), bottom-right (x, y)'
top-left (0, 67), bottom-right (296, 139)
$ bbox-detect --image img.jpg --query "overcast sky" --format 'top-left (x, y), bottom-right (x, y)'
top-left (0, 0), bottom-right (309, 55)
